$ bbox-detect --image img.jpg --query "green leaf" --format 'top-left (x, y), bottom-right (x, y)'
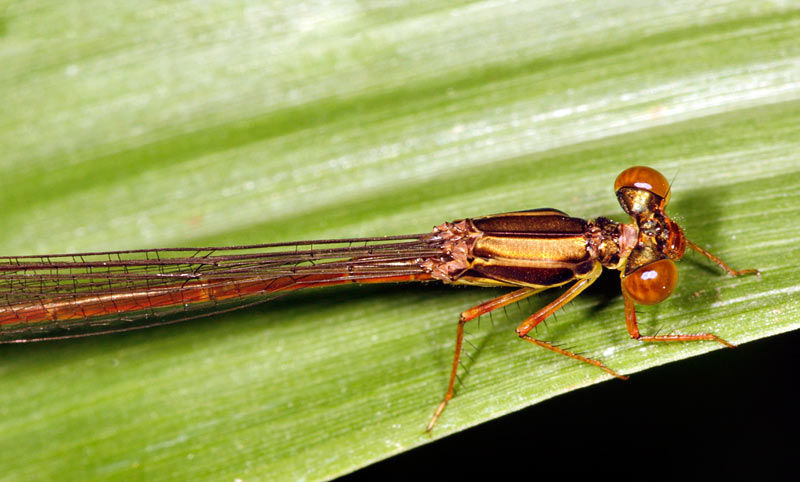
top-left (1, 1), bottom-right (799, 479)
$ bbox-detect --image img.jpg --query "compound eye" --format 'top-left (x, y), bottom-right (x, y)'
top-left (614, 166), bottom-right (671, 204)
top-left (622, 259), bottom-right (678, 305)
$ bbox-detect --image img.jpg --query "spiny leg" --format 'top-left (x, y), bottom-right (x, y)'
top-left (686, 240), bottom-right (759, 277)
top-left (426, 286), bottom-right (544, 432)
top-left (627, 243), bottom-right (758, 347)
top-left (624, 294), bottom-right (735, 347)
top-left (520, 338), bottom-right (628, 379)
top-left (516, 266), bottom-right (628, 380)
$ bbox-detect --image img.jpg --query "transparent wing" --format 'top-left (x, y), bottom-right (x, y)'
top-left (0, 234), bottom-right (441, 342)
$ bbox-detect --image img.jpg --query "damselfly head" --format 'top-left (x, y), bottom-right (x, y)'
top-left (615, 166), bottom-right (686, 305)
top-left (614, 166), bottom-right (686, 264)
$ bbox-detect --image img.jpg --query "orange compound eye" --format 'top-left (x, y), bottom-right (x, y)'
top-left (622, 258), bottom-right (678, 305)
top-left (614, 166), bottom-right (671, 204)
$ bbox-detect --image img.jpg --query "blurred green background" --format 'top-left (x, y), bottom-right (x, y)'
top-left (1, 1), bottom-right (799, 479)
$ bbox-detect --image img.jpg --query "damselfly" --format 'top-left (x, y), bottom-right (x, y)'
top-left (0, 166), bottom-right (757, 430)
